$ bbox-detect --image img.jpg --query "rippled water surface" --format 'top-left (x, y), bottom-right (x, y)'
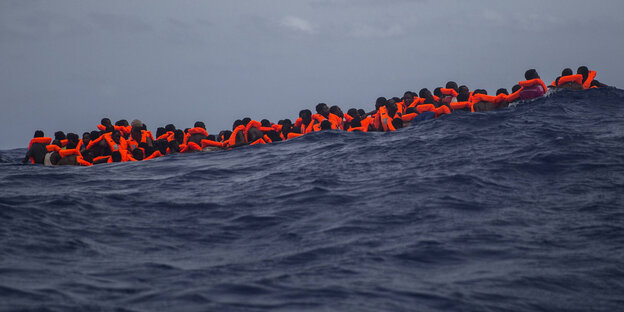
top-left (1, 89), bottom-right (623, 311)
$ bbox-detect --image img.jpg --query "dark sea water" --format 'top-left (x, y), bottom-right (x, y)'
top-left (1, 88), bottom-right (623, 312)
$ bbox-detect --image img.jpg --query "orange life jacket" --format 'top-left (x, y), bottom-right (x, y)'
top-left (518, 78), bottom-right (547, 93)
top-left (144, 150), bottom-right (163, 161)
top-left (180, 141), bottom-right (202, 153)
top-left (28, 137), bottom-right (52, 150)
top-left (415, 104), bottom-right (436, 114)
top-left (250, 138), bottom-right (266, 145)
top-left (294, 118), bottom-right (315, 134)
top-left (557, 74), bottom-right (583, 86)
top-left (583, 71), bottom-right (597, 89)
top-left (450, 101), bottom-right (473, 112)
top-left (506, 89), bottom-right (522, 103)
top-left (378, 106), bottom-right (396, 132)
top-left (227, 125), bottom-right (246, 147)
top-left (434, 105), bottom-right (451, 118)
top-left (401, 113), bottom-right (418, 122)
top-left (184, 127), bottom-right (209, 144)
top-left (201, 139), bottom-right (224, 148)
top-left (408, 97), bottom-right (425, 108)
top-left (287, 132), bottom-right (304, 139)
top-left (312, 113), bottom-right (342, 130)
top-left (47, 145), bottom-right (62, 153)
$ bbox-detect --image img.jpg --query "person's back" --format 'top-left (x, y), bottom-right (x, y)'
top-left (23, 130), bottom-right (51, 164)
top-left (518, 69), bottom-right (547, 100)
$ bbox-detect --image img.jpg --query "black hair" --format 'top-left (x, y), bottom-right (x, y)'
top-left (320, 120), bottom-right (332, 130)
top-left (156, 127), bottom-right (165, 139)
top-left (299, 109), bottom-right (312, 118)
top-left (329, 105), bottom-right (343, 117)
top-left (167, 140), bottom-right (180, 153)
top-left (433, 87), bottom-right (442, 97)
top-left (232, 120), bottom-right (243, 130)
top-left (165, 124), bottom-right (176, 132)
top-left (347, 108), bottom-right (358, 118)
top-left (261, 119), bottom-right (271, 127)
top-left (419, 88), bottom-right (431, 99)
top-left (34, 130), bottom-right (44, 138)
top-left (562, 68), bottom-right (573, 76)
top-left (194, 121), bottom-right (206, 129)
top-left (357, 109), bottom-right (366, 117)
top-left (242, 118), bottom-right (251, 125)
top-left (184, 128), bottom-right (190, 134)
top-left (446, 81), bottom-right (458, 91)
top-left (577, 66), bottom-right (589, 81)
top-left (90, 131), bottom-right (100, 140)
top-left (525, 69), bottom-right (540, 80)
top-left (132, 148), bottom-right (144, 161)
top-left (101, 118), bottom-right (111, 126)
top-left (115, 120), bottom-right (125, 127)
top-left (141, 123), bottom-right (147, 131)
top-left (458, 85), bottom-right (469, 94)
top-left (174, 130), bottom-right (184, 143)
top-left (512, 84), bottom-right (522, 93)
top-left (206, 134), bottom-right (216, 141)
top-left (54, 131), bottom-right (66, 141)
top-left (496, 88), bottom-right (509, 96)
top-left (218, 130), bottom-right (232, 142)
top-left (111, 151), bottom-right (122, 162)
top-left (391, 118), bottom-right (403, 130)
top-left (315, 103), bottom-right (328, 114)
top-left (282, 119), bottom-right (292, 127)
top-left (457, 92), bottom-right (470, 102)
top-left (375, 97), bottom-right (387, 110)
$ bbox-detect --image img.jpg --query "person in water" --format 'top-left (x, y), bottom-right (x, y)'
top-left (518, 69), bottom-right (547, 100)
top-left (23, 130), bottom-right (50, 164)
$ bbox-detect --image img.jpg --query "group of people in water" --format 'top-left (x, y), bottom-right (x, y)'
top-left (23, 66), bottom-right (608, 166)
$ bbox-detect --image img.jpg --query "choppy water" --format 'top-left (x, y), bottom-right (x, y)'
top-left (1, 88), bottom-right (623, 311)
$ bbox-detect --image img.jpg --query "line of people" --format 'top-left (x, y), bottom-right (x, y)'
top-left (23, 67), bottom-right (607, 166)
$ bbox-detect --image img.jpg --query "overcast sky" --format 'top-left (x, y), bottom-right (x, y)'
top-left (2, 0), bottom-right (623, 148)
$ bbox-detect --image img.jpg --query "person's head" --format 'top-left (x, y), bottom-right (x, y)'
top-left (131, 126), bottom-right (142, 139)
top-left (167, 140), bottom-right (180, 153)
top-left (156, 127), bottom-right (165, 138)
top-left (473, 89), bottom-right (487, 95)
top-left (54, 131), bottom-right (66, 141)
top-left (457, 92), bottom-right (470, 102)
top-left (391, 118), bottom-right (403, 130)
top-left (419, 88), bottom-right (432, 99)
top-left (315, 103), bottom-right (329, 116)
top-left (525, 69), bottom-right (540, 80)
top-left (386, 101), bottom-right (398, 117)
top-left (174, 130), bottom-right (184, 143)
top-left (261, 119), bottom-right (271, 127)
top-left (496, 88), bottom-right (509, 96)
top-left (241, 117), bottom-right (251, 126)
top-left (512, 84), bottom-right (522, 93)
top-left (89, 131), bottom-right (100, 141)
top-left (357, 109), bottom-right (366, 118)
top-left (232, 119), bottom-right (243, 130)
top-left (403, 91), bottom-right (414, 103)
top-left (458, 85), bottom-right (469, 94)
top-left (562, 68), bottom-right (573, 76)
top-left (445, 81), bottom-right (458, 91)
top-left (375, 97), bottom-right (387, 110)
top-left (577, 66), bottom-right (589, 81)
top-left (433, 87), bottom-right (442, 97)
top-left (329, 105), bottom-right (344, 118)
top-left (112, 130), bottom-right (122, 143)
top-left (299, 109), bottom-right (312, 124)
top-left (218, 130), bottom-right (232, 142)
top-left (66, 133), bottom-right (79, 149)
top-left (82, 132), bottom-right (91, 144)
top-left (165, 124), bottom-right (176, 133)
top-left (101, 118), bottom-right (112, 127)
top-left (131, 119), bottom-right (143, 129)
top-left (34, 130), bottom-right (44, 138)
top-left (206, 134), bottom-right (216, 141)
top-left (141, 123), bottom-right (147, 131)
top-left (111, 151), bottom-right (122, 162)
top-left (347, 108), bottom-right (358, 118)
top-left (115, 120), bottom-right (126, 127)
top-left (132, 148), bottom-right (144, 161)
top-left (320, 120), bottom-right (332, 130)
top-left (281, 119), bottom-right (292, 128)
top-left (194, 121), bottom-right (206, 129)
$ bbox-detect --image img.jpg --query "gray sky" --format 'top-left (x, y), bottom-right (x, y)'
top-left (2, 0), bottom-right (623, 148)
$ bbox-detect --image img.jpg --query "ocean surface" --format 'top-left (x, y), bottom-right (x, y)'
top-left (1, 88), bottom-right (623, 312)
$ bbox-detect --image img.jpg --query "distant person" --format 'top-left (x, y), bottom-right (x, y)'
top-left (518, 69), bottom-right (547, 100)
top-left (23, 130), bottom-right (51, 164)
